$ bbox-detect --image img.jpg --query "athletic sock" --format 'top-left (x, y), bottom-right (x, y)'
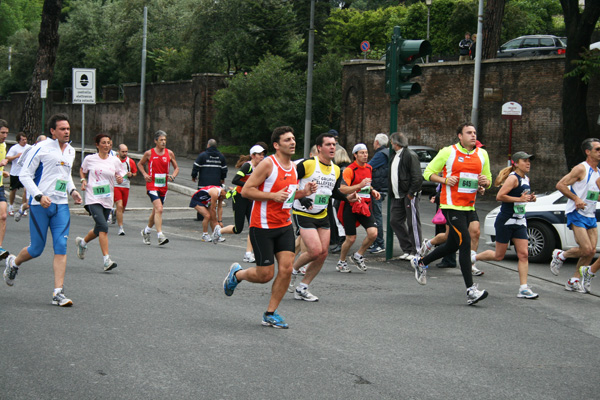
top-left (80, 239), bottom-right (87, 246)
top-left (53, 288), bottom-right (62, 295)
top-left (520, 284), bottom-right (528, 291)
top-left (558, 251), bottom-right (566, 261)
top-left (144, 226), bottom-right (152, 234)
top-left (103, 255), bottom-right (110, 263)
top-left (298, 282), bottom-right (308, 291)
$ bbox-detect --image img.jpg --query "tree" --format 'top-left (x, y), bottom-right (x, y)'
top-left (19, 0), bottom-right (62, 141)
top-left (482, 0), bottom-right (505, 59)
top-left (560, 0), bottom-right (600, 168)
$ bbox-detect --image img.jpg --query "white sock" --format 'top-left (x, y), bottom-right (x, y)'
top-left (558, 251), bottom-right (566, 261)
top-left (119, 225), bottom-right (123, 230)
top-left (298, 282), bottom-right (308, 291)
top-left (203, 232), bottom-right (208, 235)
top-left (291, 269), bottom-right (298, 275)
top-left (425, 240), bottom-right (432, 250)
top-left (53, 288), bottom-right (62, 295)
top-left (354, 252), bottom-right (363, 259)
top-left (520, 284), bottom-right (528, 290)
top-left (471, 253), bottom-right (477, 264)
top-left (144, 226), bottom-right (152, 234)
top-left (80, 239), bottom-right (87, 246)
top-left (103, 255), bottom-right (110, 263)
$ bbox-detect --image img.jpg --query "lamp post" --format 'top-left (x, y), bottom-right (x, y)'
top-left (426, 0), bottom-right (432, 63)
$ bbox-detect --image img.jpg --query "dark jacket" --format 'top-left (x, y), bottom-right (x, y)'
top-left (389, 147), bottom-right (422, 198)
top-left (368, 146), bottom-right (389, 193)
top-left (459, 39), bottom-right (472, 56)
top-left (192, 147), bottom-right (228, 187)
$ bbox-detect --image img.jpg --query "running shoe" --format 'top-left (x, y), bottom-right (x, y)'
top-left (14, 210), bottom-right (22, 222)
top-left (298, 266), bottom-right (307, 275)
top-left (243, 253), bottom-right (255, 263)
top-left (158, 233), bottom-right (169, 245)
top-left (110, 208), bottom-right (116, 224)
top-left (141, 229), bottom-right (151, 245)
top-left (262, 310), bottom-right (288, 329)
top-left (288, 273), bottom-right (298, 293)
top-left (336, 260), bottom-right (351, 273)
top-left (399, 253), bottom-right (411, 260)
top-left (52, 289), bottom-right (73, 307)
top-left (417, 239), bottom-right (433, 258)
top-left (103, 257), bottom-right (117, 272)
top-left (75, 237), bottom-right (87, 260)
top-left (467, 283), bottom-right (488, 305)
top-left (369, 245), bottom-right (385, 254)
top-left (118, 228), bottom-right (125, 236)
top-left (3, 255), bottom-right (17, 286)
top-left (0, 247), bottom-right (8, 260)
top-left (410, 256), bottom-right (427, 285)
top-left (550, 249), bottom-right (564, 276)
top-left (351, 253), bottom-right (367, 272)
top-left (580, 266), bottom-right (595, 293)
top-left (223, 262), bottom-right (242, 296)
top-left (472, 265), bottom-right (484, 276)
top-left (107, 213), bottom-right (112, 224)
top-left (8, 206), bottom-right (13, 216)
top-left (201, 233), bottom-right (212, 242)
top-left (517, 285), bottom-right (539, 299)
top-left (23, 210), bottom-right (27, 216)
top-left (212, 225), bottom-right (222, 245)
top-left (565, 279), bottom-right (586, 293)
top-left (295, 287), bottom-right (319, 302)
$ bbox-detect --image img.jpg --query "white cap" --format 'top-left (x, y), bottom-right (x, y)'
top-left (250, 145), bottom-right (265, 155)
top-left (352, 143), bottom-right (368, 154)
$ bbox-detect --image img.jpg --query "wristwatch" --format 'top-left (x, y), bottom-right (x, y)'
top-left (34, 194), bottom-right (43, 202)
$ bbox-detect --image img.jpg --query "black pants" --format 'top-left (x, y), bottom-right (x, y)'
top-left (231, 193), bottom-right (252, 234)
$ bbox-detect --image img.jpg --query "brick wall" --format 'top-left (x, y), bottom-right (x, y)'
top-left (340, 57), bottom-right (600, 192)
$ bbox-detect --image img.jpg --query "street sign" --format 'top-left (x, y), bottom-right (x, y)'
top-left (40, 80), bottom-right (48, 99)
top-left (501, 101), bottom-right (522, 120)
top-left (72, 68), bottom-right (96, 104)
top-left (360, 41), bottom-right (370, 52)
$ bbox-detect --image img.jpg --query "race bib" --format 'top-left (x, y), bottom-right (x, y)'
top-left (54, 179), bottom-right (68, 197)
top-left (513, 202), bottom-right (526, 216)
top-left (358, 185), bottom-right (372, 198)
top-left (283, 185), bottom-right (297, 209)
top-left (314, 194), bottom-right (330, 206)
top-left (457, 172), bottom-right (478, 194)
top-left (586, 190), bottom-right (599, 202)
top-left (92, 180), bottom-right (111, 198)
top-left (154, 173), bottom-right (167, 187)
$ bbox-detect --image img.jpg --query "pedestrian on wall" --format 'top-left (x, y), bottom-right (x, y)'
top-left (459, 32), bottom-right (472, 62)
top-left (368, 133), bottom-right (390, 254)
top-left (470, 33), bottom-right (478, 60)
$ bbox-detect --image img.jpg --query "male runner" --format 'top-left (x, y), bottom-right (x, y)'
top-left (114, 144), bottom-right (138, 235)
top-left (3, 114), bottom-right (82, 306)
top-left (6, 132), bottom-right (30, 219)
top-left (223, 126), bottom-right (315, 329)
top-left (412, 123), bottom-right (491, 305)
top-left (550, 138), bottom-right (600, 292)
top-left (189, 185), bottom-right (226, 243)
top-left (138, 130), bottom-right (179, 245)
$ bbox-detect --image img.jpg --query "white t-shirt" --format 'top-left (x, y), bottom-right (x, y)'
top-left (7, 143), bottom-right (31, 176)
top-left (81, 153), bottom-right (126, 209)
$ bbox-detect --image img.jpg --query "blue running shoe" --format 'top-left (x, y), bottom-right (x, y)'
top-left (0, 247), bottom-right (9, 260)
top-left (223, 263), bottom-right (242, 296)
top-left (262, 310), bottom-right (288, 329)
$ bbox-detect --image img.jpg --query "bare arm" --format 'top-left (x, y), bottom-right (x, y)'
top-left (556, 164), bottom-right (586, 209)
top-left (496, 175), bottom-right (533, 203)
top-left (137, 151), bottom-right (152, 182)
top-left (168, 150), bottom-right (179, 180)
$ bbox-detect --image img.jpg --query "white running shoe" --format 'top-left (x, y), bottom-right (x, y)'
top-left (75, 237), bottom-right (87, 260)
top-left (467, 283), bottom-right (488, 305)
top-left (103, 257), bottom-right (118, 272)
top-left (336, 260), bottom-right (351, 273)
top-left (517, 285), bottom-right (539, 299)
top-left (158, 233), bottom-right (169, 245)
top-left (288, 273), bottom-right (298, 293)
top-left (351, 253), bottom-right (367, 272)
top-left (580, 266), bottom-right (595, 293)
top-left (550, 249), bottom-right (564, 276)
top-left (212, 225), bottom-right (222, 245)
top-left (565, 279), bottom-right (585, 293)
top-left (472, 265), bottom-right (484, 276)
top-left (410, 256), bottom-right (427, 285)
top-left (118, 228), bottom-right (125, 236)
top-left (141, 229), bottom-right (151, 245)
top-left (298, 266), bottom-right (307, 275)
top-left (8, 205), bottom-right (13, 216)
top-left (294, 287), bottom-right (319, 302)
top-left (243, 253), bottom-right (255, 263)
top-left (201, 233), bottom-right (212, 242)
top-left (51, 289), bottom-right (73, 307)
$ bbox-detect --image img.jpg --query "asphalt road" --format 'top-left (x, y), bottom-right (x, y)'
top-left (1, 185), bottom-right (599, 399)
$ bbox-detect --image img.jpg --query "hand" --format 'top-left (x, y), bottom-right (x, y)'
top-left (71, 191), bottom-right (83, 205)
top-left (477, 186), bottom-right (485, 195)
top-left (372, 190), bottom-right (381, 201)
top-left (360, 178), bottom-right (372, 188)
top-left (40, 195), bottom-right (52, 208)
top-left (575, 197), bottom-right (586, 210)
top-left (2, 171), bottom-right (9, 178)
top-left (0, 159), bottom-right (7, 167)
top-left (406, 193), bottom-right (414, 200)
top-left (116, 175), bottom-right (124, 184)
top-left (445, 176), bottom-right (458, 186)
top-left (347, 192), bottom-right (359, 203)
top-left (529, 192), bottom-right (536, 202)
top-left (144, 174), bottom-right (152, 183)
top-left (305, 181), bottom-right (318, 195)
top-left (477, 174), bottom-right (489, 187)
top-left (272, 187), bottom-right (290, 203)
top-left (81, 181), bottom-right (87, 191)
top-left (191, 177), bottom-right (196, 183)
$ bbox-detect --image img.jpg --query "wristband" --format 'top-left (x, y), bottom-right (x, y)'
top-left (80, 178), bottom-right (86, 182)
top-left (444, 178), bottom-right (448, 185)
top-left (70, 189), bottom-right (76, 195)
top-left (218, 220), bottom-right (222, 223)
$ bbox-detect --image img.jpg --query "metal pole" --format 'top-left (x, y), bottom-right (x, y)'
top-left (303, 0), bottom-right (315, 159)
top-left (8, 46), bottom-right (11, 72)
top-left (138, 6), bottom-right (148, 152)
top-left (470, 0), bottom-right (484, 125)
top-left (81, 104), bottom-right (85, 163)
top-left (426, 5), bottom-right (430, 63)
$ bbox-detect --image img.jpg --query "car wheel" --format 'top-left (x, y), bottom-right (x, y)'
top-left (527, 220), bottom-right (556, 263)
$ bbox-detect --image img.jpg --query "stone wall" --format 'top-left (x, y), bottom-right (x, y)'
top-left (340, 57), bottom-right (600, 192)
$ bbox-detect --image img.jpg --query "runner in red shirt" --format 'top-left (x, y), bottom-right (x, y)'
top-left (114, 144), bottom-right (138, 236)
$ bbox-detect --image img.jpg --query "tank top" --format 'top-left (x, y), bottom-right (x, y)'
top-left (146, 148), bottom-right (171, 191)
top-left (250, 155), bottom-right (298, 229)
top-left (346, 161), bottom-right (373, 204)
top-left (499, 172), bottom-right (530, 225)
top-left (441, 145), bottom-right (485, 209)
top-left (293, 157), bottom-right (338, 217)
top-left (565, 161), bottom-right (600, 218)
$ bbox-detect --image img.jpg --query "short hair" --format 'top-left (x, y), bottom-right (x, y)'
top-left (207, 139), bottom-right (217, 148)
top-left (95, 133), bottom-right (111, 145)
top-left (48, 114), bottom-right (69, 132)
top-left (390, 132), bottom-right (408, 148)
top-left (36, 134), bottom-right (47, 143)
top-left (0, 119), bottom-right (8, 129)
top-left (456, 123), bottom-right (475, 135)
top-left (154, 130), bottom-right (167, 140)
top-left (15, 132), bottom-right (26, 142)
top-left (271, 126), bottom-right (294, 146)
top-left (315, 132), bottom-right (336, 147)
top-left (581, 138), bottom-right (600, 154)
top-left (374, 133), bottom-right (389, 147)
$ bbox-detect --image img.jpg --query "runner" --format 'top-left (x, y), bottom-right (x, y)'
top-left (75, 134), bottom-right (125, 271)
top-left (222, 126), bottom-right (315, 329)
top-left (3, 114), bottom-right (82, 306)
top-left (137, 130), bottom-right (179, 246)
top-left (336, 144), bottom-right (380, 273)
top-left (0, 120), bottom-right (10, 258)
top-left (190, 185), bottom-right (226, 243)
top-left (288, 132), bottom-right (354, 301)
top-left (550, 138), bottom-right (600, 293)
top-left (471, 152), bottom-right (538, 299)
top-left (114, 144), bottom-right (138, 235)
top-left (411, 123), bottom-right (491, 305)
top-left (6, 132), bottom-right (30, 220)
top-left (220, 144), bottom-right (266, 261)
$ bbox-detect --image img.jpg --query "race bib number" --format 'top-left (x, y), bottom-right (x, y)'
top-left (54, 179), bottom-right (68, 197)
top-left (283, 185), bottom-right (297, 209)
top-left (586, 190), bottom-right (599, 202)
top-left (314, 194), bottom-right (330, 206)
top-left (358, 185), bottom-right (372, 198)
top-left (457, 172), bottom-right (478, 194)
top-left (513, 203), bottom-right (526, 216)
top-left (92, 180), bottom-right (111, 198)
top-left (154, 173), bottom-right (167, 187)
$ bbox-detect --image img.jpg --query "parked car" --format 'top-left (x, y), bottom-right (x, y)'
top-left (496, 35), bottom-right (566, 58)
top-left (591, 41), bottom-right (600, 50)
top-left (483, 190), bottom-right (600, 263)
top-left (408, 145), bottom-right (438, 192)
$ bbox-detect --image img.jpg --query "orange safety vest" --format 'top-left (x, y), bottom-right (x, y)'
top-left (440, 145), bottom-right (485, 208)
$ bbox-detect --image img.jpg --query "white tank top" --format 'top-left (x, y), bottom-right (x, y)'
top-left (565, 161), bottom-right (600, 218)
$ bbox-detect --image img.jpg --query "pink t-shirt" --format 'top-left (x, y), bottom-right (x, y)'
top-left (81, 154), bottom-right (126, 209)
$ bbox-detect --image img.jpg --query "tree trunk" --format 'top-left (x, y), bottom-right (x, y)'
top-left (561, 0), bottom-right (600, 169)
top-left (19, 0), bottom-right (63, 143)
top-left (482, 0), bottom-right (505, 60)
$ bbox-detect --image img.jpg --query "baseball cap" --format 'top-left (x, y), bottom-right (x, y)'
top-left (328, 129), bottom-right (339, 137)
top-left (512, 151), bottom-right (535, 162)
top-left (250, 145), bottom-right (265, 155)
top-left (352, 143), bottom-right (367, 154)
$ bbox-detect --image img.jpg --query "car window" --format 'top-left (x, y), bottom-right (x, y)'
top-left (501, 39), bottom-right (522, 50)
top-left (540, 38), bottom-right (554, 47)
top-left (414, 149), bottom-right (437, 163)
top-left (554, 195), bottom-right (568, 205)
top-left (521, 38), bottom-right (539, 48)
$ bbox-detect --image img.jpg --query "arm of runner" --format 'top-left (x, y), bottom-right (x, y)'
top-left (79, 167), bottom-right (87, 191)
top-left (423, 146), bottom-right (451, 184)
top-left (129, 158), bottom-right (138, 177)
top-left (137, 151), bottom-right (152, 182)
top-left (556, 164), bottom-right (586, 209)
top-left (479, 149), bottom-right (492, 189)
top-left (495, 174), bottom-right (525, 203)
top-left (168, 150), bottom-right (179, 181)
top-left (232, 163), bottom-right (252, 187)
top-left (242, 158), bottom-right (288, 202)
